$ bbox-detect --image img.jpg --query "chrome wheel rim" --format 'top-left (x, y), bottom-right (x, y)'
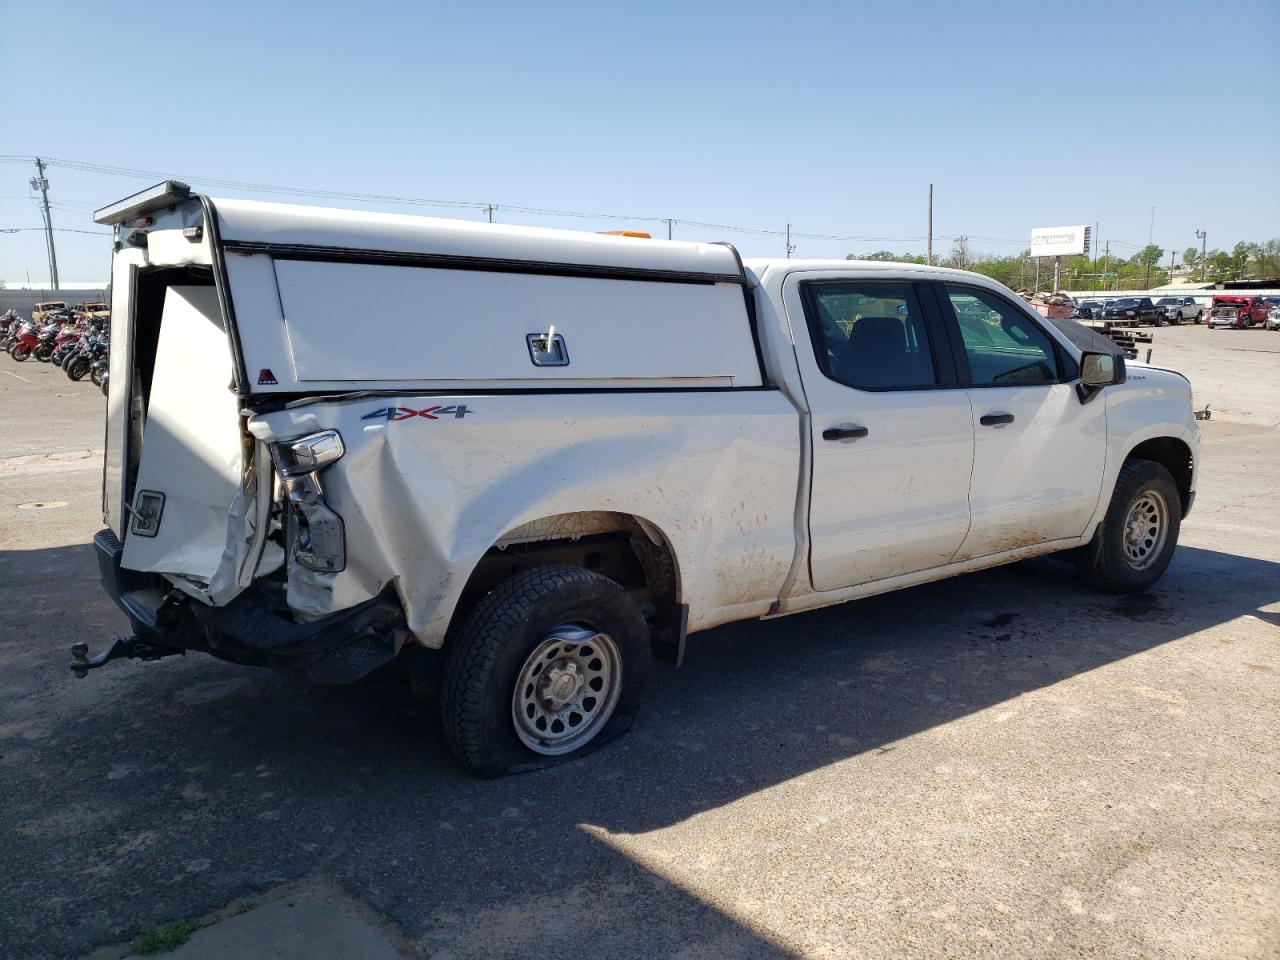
top-left (511, 625), bottom-right (622, 756)
top-left (1122, 489), bottom-right (1169, 570)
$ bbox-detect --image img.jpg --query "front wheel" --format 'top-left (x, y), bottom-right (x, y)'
top-left (10, 342), bottom-right (31, 361)
top-left (440, 565), bottom-right (650, 777)
top-left (65, 355), bottom-right (90, 381)
top-left (1076, 459), bottom-right (1181, 593)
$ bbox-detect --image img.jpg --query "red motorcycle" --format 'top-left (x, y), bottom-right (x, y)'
top-left (51, 324), bottom-right (90, 366)
top-left (8, 320), bottom-right (40, 361)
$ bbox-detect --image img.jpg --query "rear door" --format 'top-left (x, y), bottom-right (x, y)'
top-left (937, 282), bottom-right (1106, 561)
top-left (785, 273), bottom-right (974, 591)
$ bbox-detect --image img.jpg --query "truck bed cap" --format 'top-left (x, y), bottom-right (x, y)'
top-left (212, 198), bottom-right (743, 280)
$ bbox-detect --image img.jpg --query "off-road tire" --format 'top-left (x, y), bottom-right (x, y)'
top-left (440, 564), bottom-right (650, 777)
top-left (1076, 458), bottom-right (1181, 593)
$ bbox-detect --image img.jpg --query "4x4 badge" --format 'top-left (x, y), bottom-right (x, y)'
top-left (361, 405), bottom-right (472, 422)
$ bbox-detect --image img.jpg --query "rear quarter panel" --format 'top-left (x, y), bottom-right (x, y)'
top-left (249, 390), bottom-right (800, 645)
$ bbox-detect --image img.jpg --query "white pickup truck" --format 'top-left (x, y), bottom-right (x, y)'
top-left (83, 182), bottom-right (1200, 776)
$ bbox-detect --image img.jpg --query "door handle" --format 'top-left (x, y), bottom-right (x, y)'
top-left (822, 425), bottom-right (870, 441)
top-left (979, 412), bottom-right (1015, 426)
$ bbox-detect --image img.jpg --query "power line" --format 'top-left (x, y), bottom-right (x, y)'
top-left (0, 153), bottom-right (1040, 251)
top-left (0, 226), bottom-right (113, 235)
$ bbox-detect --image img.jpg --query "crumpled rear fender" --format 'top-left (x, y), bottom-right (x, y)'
top-left (247, 390), bottom-right (800, 647)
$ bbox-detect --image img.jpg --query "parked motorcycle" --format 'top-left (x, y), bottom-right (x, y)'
top-left (8, 320), bottom-right (39, 361)
top-left (0, 310), bottom-right (21, 350)
top-left (89, 346), bottom-right (109, 387)
top-left (65, 333), bottom-right (109, 382)
top-left (31, 320), bottom-right (66, 362)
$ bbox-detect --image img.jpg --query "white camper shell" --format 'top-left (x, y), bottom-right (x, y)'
top-left (87, 182), bottom-right (1200, 776)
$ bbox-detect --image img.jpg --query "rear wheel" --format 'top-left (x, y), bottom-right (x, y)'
top-left (440, 564), bottom-right (650, 777)
top-left (1076, 459), bottom-right (1181, 593)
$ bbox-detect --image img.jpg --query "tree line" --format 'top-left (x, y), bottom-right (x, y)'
top-left (847, 238), bottom-right (1280, 292)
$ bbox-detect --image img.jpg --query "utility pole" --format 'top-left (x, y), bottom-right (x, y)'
top-left (663, 218), bottom-right (675, 240)
top-left (927, 183), bottom-right (933, 266)
top-left (30, 158), bottom-right (59, 291)
top-left (1195, 229), bottom-right (1207, 281)
top-left (785, 223), bottom-right (795, 259)
top-left (1093, 221), bottom-right (1099, 286)
top-left (483, 204), bottom-right (496, 223)
top-left (1144, 205), bottom-right (1155, 290)
top-left (1103, 240), bottom-right (1110, 290)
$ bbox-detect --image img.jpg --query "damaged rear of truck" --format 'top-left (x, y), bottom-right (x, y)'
top-left (85, 182), bottom-right (798, 771)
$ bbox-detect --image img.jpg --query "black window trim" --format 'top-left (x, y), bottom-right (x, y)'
top-left (797, 278), bottom-right (963, 394)
top-left (934, 280), bottom-right (1078, 389)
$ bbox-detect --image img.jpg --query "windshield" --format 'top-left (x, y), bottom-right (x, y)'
top-left (1114, 299), bottom-right (1138, 307)
top-left (1080, 300), bottom-right (1101, 307)
top-left (1156, 298), bottom-right (1178, 305)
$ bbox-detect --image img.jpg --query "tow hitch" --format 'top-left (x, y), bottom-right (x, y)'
top-left (70, 636), bottom-right (184, 678)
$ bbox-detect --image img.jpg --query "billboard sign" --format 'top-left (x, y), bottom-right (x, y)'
top-left (1031, 225), bottom-right (1090, 258)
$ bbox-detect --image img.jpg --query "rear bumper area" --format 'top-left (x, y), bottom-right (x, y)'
top-left (94, 529), bottom-right (405, 684)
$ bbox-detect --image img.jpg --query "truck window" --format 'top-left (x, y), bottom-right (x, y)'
top-left (804, 282), bottom-right (938, 390)
top-left (944, 286), bottom-right (1060, 387)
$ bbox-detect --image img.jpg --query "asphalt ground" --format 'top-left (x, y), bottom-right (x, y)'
top-left (1, 323), bottom-right (1277, 959)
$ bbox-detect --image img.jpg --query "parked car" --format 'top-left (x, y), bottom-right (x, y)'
top-left (82, 183), bottom-right (1200, 776)
top-left (74, 300), bottom-right (111, 321)
top-left (1072, 299), bottom-right (1107, 320)
top-left (1260, 296), bottom-right (1280, 328)
top-left (1154, 296), bottom-right (1203, 325)
top-left (1208, 295), bottom-right (1270, 329)
top-left (32, 300), bottom-right (67, 323)
top-left (1103, 297), bottom-right (1161, 326)
top-left (1262, 298), bottom-right (1280, 330)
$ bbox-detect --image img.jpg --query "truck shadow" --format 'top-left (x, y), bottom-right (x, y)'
top-left (1, 542), bottom-right (1275, 958)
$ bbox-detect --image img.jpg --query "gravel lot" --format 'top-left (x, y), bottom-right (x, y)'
top-left (1, 325), bottom-right (1277, 960)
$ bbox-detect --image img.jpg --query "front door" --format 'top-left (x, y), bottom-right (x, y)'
top-left (786, 274), bottom-right (975, 592)
top-left (937, 283), bottom-right (1107, 561)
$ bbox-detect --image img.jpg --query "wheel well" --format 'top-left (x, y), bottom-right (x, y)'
top-left (448, 512), bottom-right (683, 657)
top-left (1126, 437), bottom-right (1193, 513)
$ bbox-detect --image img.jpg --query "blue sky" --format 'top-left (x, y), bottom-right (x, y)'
top-left (2, 0), bottom-right (1278, 283)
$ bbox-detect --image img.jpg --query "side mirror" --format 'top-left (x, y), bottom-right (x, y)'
top-left (1078, 352), bottom-right (1125, 403)
top-left (1081, 352), bottom-right (1122, 386)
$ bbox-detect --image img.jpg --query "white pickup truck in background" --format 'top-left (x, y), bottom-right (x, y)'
top-left (83, 182), bottom-right (1200, 776)
top-left (1155, 296), bottom-right (1205, 325)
